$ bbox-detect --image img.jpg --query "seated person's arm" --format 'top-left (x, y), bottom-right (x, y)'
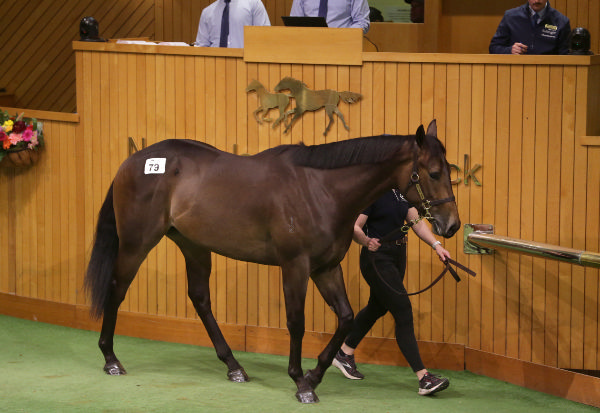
top-left (195, 12), bottom-right (211, 47)
top-left (557, 21), bottom-right (572, 55)
top-left (489, 15), bottom-right (513, 54)
top-left (252, 0), bottom-right (271, 26)
top-left (350, 0), bottom-right (370, 33)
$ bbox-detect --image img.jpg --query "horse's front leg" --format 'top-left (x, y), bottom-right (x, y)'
top-left (281, 262), bottom-right (315, 403)
top-left (305, 264), bottom-right (354, 389)
top-left (283, 109), bottom-right (300, 133)
top-left (253, 107), bottom-right (264, 124)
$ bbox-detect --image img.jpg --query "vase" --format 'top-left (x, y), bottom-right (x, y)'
top-left (0, 148), bottom-right (40, 168)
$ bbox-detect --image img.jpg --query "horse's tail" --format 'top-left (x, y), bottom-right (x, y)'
top-left (84, 183), bottom-right (119, 320)
top-left (339, 91), bottom-right (362, 104)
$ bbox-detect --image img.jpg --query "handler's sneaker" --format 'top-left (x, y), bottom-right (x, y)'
top-left (419, 372), bottom-right (450, 396)
top-left (418, 372), bottom-right (449, 395)
top-left (332, 350), bottom-right (364, 380)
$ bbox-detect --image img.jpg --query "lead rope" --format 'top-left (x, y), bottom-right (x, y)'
top-left (369, 252), bottom-right (476, 297)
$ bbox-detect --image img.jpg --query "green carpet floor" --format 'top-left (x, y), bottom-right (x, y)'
top-left (0, 314), bottom-right (596, 412)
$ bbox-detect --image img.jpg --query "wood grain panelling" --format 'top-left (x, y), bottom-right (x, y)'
top-left (2, 46), bottom-right (598, 378)
top-left (3, 0), bottom-right (600, 113)
top-left (0, 0), bottom-right (154, 113)
top-left (0, 110), bottom-right (81, 304)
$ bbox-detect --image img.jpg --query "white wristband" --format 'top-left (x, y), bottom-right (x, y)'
top-left (431, 240), bottom-right (441, 250)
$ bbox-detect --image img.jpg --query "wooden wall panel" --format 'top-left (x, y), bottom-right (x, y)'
top-left (0, 0), bottom-right (154, 113)
top-left (1, 47), bottom-right (599, 382)
top-left (4, 0), bottom-right (600, 114)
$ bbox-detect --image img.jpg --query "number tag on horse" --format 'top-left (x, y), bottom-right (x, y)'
top-left (144, 158), bottom-right (166, 174)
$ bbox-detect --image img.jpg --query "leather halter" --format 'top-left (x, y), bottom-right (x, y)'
top-left (402, 146), bottom-right (456, 226)
top-left (378, 147), bottom-right (455, 242)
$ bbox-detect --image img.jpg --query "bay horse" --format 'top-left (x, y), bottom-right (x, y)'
top-left (273, 77), bottom-right (362, 136)
top-left (84, 120), bottom-right (460, 403)
top-left (245, 79), bottom-right (291, 128)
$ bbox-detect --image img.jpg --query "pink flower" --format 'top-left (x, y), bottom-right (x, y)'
top-left (22, 129), bottom-right (33, 142)
top-left (30, 131), bottom-right (38, 146)
top-left (0, 130), bottom-right (6, 141)
top-left (8, 133), bottom-right (23, 145)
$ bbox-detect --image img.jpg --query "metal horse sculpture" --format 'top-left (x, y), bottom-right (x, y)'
top-left (84, 120), bottom-right (460, 403)
top-left (274, 77), bottom-right (362, 136)
top-left (245, 79), bottom-right (291, 128)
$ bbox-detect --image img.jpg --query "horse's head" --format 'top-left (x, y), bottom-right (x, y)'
top-left (245, 79), bottom-right (263, 92)
top-left (401, 120), bottom-right (460, 238)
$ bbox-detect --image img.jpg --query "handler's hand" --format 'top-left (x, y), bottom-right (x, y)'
top-left (434, 244), bottom-right (451, 262)
top-left (367, 238), bottom-right (381, 252)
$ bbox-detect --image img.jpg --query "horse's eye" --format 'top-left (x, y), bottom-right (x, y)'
top-left (429, 171), bottom-right (441, 180)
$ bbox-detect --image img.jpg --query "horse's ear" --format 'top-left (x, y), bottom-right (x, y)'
top-left (416, 124), bottom-right (426, 147)
top-left (426, 119), bottom-right (437, 137)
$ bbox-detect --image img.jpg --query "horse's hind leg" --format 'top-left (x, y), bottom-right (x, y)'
top-left (99, 247), bottom-right (150, 375)
top-left (169, 231), bottom-right (248, 382)
top-left (334, 107), bottom-right (350, 130)
top-left (273, 106), bottom-right (287, 127)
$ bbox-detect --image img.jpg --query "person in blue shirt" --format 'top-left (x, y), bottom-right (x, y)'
top-left (290, 0), bottom-right (370, 34)
top-left (489, 0), bottom-right (571, 55)
top-left (195, 0), bottom-right (270, 48)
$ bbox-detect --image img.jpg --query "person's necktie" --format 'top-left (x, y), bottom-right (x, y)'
top-left (531, 12), bottom-right (538, 28)
top-left (318, 0), bottom-right (328, 18)
top-left (219, 0), bottom-right (231, 48)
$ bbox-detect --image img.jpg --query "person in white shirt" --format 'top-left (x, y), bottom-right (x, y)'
top-left (195, 0), bottom-right (270, 48)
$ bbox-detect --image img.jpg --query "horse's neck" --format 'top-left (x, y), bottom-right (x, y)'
top-left (321, 161), bottom-right (409, 216)
top-left (291, 84), bottom-right (304, 95)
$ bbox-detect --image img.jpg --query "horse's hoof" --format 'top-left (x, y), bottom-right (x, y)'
top-left (104, 361), bottom-right (127, 375)
top-left (295, 390), bottom-right (319, 404)
top-left (227, 368), bottom-right (249, 383)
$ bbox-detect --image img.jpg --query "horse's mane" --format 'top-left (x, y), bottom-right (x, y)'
top-left (263, 135), bottom-right (415, 169)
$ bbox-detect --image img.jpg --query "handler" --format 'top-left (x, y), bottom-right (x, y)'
top-left (332, 189), bottom-right (451, 396)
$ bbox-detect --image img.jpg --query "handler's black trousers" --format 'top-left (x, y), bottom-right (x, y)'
top-left (344, 244), bottom-right (425, 373)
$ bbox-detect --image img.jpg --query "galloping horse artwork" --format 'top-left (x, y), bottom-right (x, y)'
top-left (84, 120), bottom-right (460, 403)
top-left (274, 77), bottom-right (362, 136)
top-left (245, 79), bottom-right (292, 128)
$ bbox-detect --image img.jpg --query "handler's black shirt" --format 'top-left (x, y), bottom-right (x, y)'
top-left (362, 190), bottom-right (411, 240)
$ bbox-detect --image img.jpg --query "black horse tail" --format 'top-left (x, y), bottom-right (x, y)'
top-left (84, 183), bottom-right (119, 320)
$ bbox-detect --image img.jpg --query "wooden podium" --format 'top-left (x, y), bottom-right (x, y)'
top-left (244, 26), bottom-right (363, 66)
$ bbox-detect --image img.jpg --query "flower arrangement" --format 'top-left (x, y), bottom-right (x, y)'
top-left (0, 110), bottom-right (44, 165)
